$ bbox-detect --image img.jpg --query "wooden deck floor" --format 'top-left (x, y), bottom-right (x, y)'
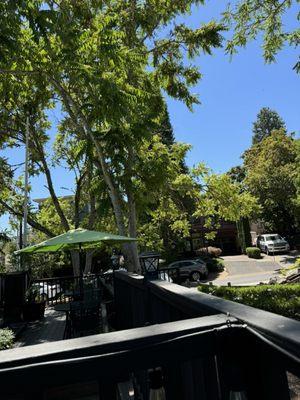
top-left (14, 308), bottom-right (66, 347)
top-left (15, 303), bottom-right (109, 348)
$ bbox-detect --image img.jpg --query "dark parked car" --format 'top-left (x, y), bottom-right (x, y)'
top-left (168, 259), bottom-right (208, 282)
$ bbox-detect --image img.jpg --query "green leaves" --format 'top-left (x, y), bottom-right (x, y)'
top-left (223, 0), bottom-right (299, 71)
top-left (244, 129), bottom-right (299, 232)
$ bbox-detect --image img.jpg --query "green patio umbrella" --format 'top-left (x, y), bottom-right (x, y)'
top-left (15, 228), bottom-right (137, 299)
top-left (15, 228), bottom-right (137, 254)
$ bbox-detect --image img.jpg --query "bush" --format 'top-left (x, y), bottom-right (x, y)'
top-left (198, 284), bottom-right (300, 320)
top-left (246, 247), bottom-right (261, 259)
top-left (197, 246), bottom-right (222, 258)
top-left (294, 258), bottom-right (300, 269)
top-left (0, 328), bottom-right (15, 350)
top-left (197, 254), bottom-right (225, 272)
top-left (207, 258), bottom-right (225, 272)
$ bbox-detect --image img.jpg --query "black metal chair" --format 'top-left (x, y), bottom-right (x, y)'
top-left (69, 301), bottom-right (101, 338)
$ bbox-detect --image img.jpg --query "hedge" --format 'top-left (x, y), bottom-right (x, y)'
top-left (198, 255), bottom-right (225, 272)
top-left (0, 328), bottom-right (15, 350)
top-left (198, 284), bottom-right (300, 320)
top-left (246, 247), bottom-right (261, 259)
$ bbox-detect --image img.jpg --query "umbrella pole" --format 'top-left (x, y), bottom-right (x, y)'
top-left (79, 243), bottom-right (84, 300)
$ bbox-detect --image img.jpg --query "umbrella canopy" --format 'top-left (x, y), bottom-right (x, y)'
top-left (15, 228), bottom-right (137, 254)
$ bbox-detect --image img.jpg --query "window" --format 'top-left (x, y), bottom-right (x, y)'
top-left (265, 234), bottom-right (281, 241)
top-left (181, 261), bottom-right (194, 267)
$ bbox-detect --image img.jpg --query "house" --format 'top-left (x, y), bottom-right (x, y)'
top-left (188, 218), bottom-right (241, 255)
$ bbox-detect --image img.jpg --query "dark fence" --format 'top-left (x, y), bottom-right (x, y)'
top-left (1, 313), bottom-right (298, 400)
top-left (113, 271), bottom-right (300, 399)
top-left (0, 271), bottom-right (299, 399)
top-left (32, 273), bottom-right (103, 306)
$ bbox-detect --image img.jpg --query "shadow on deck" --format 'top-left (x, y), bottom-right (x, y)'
top-left (15, 309), bottom-right (66, 347)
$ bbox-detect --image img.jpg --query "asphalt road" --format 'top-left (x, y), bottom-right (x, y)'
top-left (212, 256), bottom-right (282, 286)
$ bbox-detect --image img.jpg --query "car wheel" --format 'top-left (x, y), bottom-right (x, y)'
top-left (190, 271), bottom-right (201, 282)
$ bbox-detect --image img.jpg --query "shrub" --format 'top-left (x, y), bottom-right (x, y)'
top-left (197, 246), bottom-right (222, 258)
top-left (0, 328), bottom-right (15, 350)
top-left (196, 254), bottom-right (225, 272)
top-left (207, 258), bottom-right (225, 272)
top-left (198, 284), bottom-right (300, 320)
top-left (246, 247), bottom-right (261, 259)
top-left (294, 258), bottom-right (300, 269)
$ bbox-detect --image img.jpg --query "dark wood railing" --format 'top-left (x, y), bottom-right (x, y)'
top-left (0, 270), bottom-right (299, 399)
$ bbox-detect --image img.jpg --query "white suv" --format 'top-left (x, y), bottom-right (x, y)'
top-left (257, 234), bottom-right (290, 254)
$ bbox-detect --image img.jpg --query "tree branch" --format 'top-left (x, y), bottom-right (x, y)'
top-left (0, 199), bottom-right (55, 237)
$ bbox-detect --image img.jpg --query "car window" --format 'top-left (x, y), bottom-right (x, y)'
top-left (169, 262), bottom-right (179, 268)
top-left (181, 261), bottom-right (194, 267)
top-left (265, 235), bottom-right (281, 241)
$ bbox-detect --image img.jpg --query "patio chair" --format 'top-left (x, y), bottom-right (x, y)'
top-left (83, 288), bottom-right (102, 304)
top-left (69, 301), bottom-right (101, 338)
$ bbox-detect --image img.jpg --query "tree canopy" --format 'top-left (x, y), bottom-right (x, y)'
top-left (223, 0), bottom-right (300, 72)
top-left (0, 1), bottom-right (268, 273)
top-left (252, 107), bottom-right (286, 144)
top-left (243, 129), bottom-right (299, 233)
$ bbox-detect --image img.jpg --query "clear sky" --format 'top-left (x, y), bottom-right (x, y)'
top-left (0, 1), bottom-right (299, 231)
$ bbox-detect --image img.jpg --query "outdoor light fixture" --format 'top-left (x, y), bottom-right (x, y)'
top-left (139, 251), bottom-right (160, 279)
top-left (148, 368), bottom-right (166, 400)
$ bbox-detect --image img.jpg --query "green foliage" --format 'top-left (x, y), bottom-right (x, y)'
top-left (193, 170), bottom-right (260, 237)
top-left (237, 218), bottom-right (252, 253)
top-left (252, 107), bottom-right (286, 144)
top-left (198, 284), bottom-right (300, 320)
top-left (294, 258), bottom-right (300, 269)
top-left (202, 256), bottom-right (225, 272)
top-left (0, 0), bottom-right (226, 272)
top-left (244, 129), bottom-right (299, 233)
top-left (246, 247), bottom-right (261, 259)
top-left (223, 0), bottom-right (300, 71)
top-left (227, 165), bottom-right (246, 184)
top-left (0, 328), bottom-right (14, 350)
top-left (0, 1), bottom-right (264, 271)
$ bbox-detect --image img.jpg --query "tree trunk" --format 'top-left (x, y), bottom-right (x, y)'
top-left (84, 250), bottom-right (95, 274)
top-left (92, 146), bottom-right (140, 272)
top-left (127, 189), bottom-right (140, 273)
top-left (32, 132), bottom-right (70, 232)
top-left (48, 79), bottom-right (141, 272)
top-left (70, 251), bottom-right (81, 276)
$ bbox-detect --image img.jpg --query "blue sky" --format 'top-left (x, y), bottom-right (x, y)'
top-left (0, 1), bottom-right (299, 231)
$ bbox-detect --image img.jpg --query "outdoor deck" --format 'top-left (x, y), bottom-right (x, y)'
top-left (14, 309), bottom-right (66, 347)
top-left (15, 303), bottom-right (109, 348)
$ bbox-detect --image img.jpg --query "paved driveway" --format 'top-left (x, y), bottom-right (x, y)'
top-left (212, 255), bottom-right (282, 286)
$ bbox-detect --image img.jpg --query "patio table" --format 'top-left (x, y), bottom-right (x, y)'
top-left (54, 298), bottom-right (101, 339)
top-left (54, 302), bottom-right (81, 339)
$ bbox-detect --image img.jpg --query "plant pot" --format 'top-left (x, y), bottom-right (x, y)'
top-left (23, 301), bottom-right (46, 321)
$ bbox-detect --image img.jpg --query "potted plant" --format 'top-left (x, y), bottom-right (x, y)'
top-left (23, 285), bottom-right (46, 321)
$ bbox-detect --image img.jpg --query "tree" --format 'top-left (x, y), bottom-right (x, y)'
top-left (0, 1), bottom-right (261, 273)
top-left (223, 0), bottom-right (300, 72)
top-left (243, 129), bottom-right (299, 234)
top-left (227, 165), bottom-right (246, 184)
top-left (252, 107), bottom-right (286, 144)
top-left (0, 0), bottom-right (225, 272)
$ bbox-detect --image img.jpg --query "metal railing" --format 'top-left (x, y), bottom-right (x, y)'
top-left (32, 273), bottom-right (103, 306)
